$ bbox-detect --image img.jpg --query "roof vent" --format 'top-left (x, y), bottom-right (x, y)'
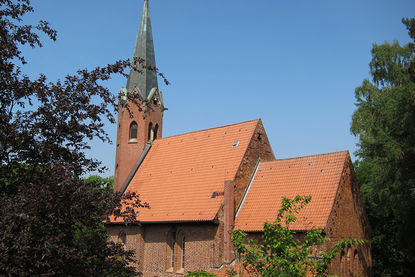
top-left (211, 191), bottom-right (224, 198)
top-left (232, 140), bottom-right (240, 148)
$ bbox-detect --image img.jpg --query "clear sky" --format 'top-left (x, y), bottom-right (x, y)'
top-left (21, 0), bottom-right (414, 177)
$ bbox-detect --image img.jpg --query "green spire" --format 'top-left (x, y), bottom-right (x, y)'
top-left (126, 0), bottom-right (158, 99)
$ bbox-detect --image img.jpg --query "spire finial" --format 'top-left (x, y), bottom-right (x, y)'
top-left (126, 0), bottom-right (158, 99)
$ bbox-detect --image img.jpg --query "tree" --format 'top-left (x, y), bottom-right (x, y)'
top-left (0, 170), bottom-right (148, 276)
top-left (185, 270), bottom-right (217, 277)
top-left (84, 175), bottom-right (115, 193)
top-left (231, 196), bottom-right (362, 277)
top-left (351, 18), bottom-right (415, 276)
top-left (0, 0), bottom-right (151, 275)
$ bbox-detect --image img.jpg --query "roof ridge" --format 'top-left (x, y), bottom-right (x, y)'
top-left (270, 150), bottom-right (349, 162)
top-left (157, 119), bottom-right (260, 141)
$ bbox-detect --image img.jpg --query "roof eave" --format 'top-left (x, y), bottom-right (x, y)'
top-left (140, 219), bottom-right (217, 224)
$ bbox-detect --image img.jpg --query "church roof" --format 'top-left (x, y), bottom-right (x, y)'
top-left (234, 151), bottom-right (348, 232)
top-left (126, 0), bottom-right (158, 99)
top-left (125, 119), bottom-right (261, 222)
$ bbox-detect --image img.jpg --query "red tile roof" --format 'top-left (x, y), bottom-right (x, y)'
top-left (125, 119), bottom-right (260, 222)
top-left (234, 151), bottom-right (348, 231)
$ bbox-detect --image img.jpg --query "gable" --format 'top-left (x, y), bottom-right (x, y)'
top-left (234, 151), bottom-right (348, 232)
top-left (325, 155), bottom-right (371, 239)
top-left (125, 119), bottom-right (261, 222)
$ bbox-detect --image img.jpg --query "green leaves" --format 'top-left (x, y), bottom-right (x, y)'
top-left (0, 1), bottom-right (146, 275)
top-left (185, 270), bottom-right (217, 277)
top-left (369, 41), bottom-right (413, 86)
top-left (351, 17), bottom-right (415, 276)
top-left (231, 196), bottom-right (359, 277)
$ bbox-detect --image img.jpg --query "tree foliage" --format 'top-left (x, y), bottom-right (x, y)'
top-left (351, 18), bottom-right (415, 276)
top-left (0, 169), bottom-right (148, 276)
top-left (185, 270), bottom-right (217, 277)
top-left (84, 175), bottom-right (114, 193)
top-left (0, 0), bottom-right (150, 275)
top-left (231, 196), bottom-right (363, 277)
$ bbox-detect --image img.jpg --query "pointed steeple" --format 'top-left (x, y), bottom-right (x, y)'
top-left (126, 0), bottom-right (158, 99)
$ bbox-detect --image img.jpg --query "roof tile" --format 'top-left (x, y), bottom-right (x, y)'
top-left (125, 119), bottom-right (260, 222)
top-left (234, 151), bottom-right (348, 231)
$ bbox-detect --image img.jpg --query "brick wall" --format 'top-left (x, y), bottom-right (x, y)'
top-left (108, 223), bottom-right (221, 277)
top-left (233, 119), bottom-right (275, 215)
top-left (219, 154), bottom-right (372, 277)
top-left (114, 92), bottom-right (164, 192)
top-left (107, 225), bottom-right (145, 272)
top-left (325, 155), bottom-right (372, 277)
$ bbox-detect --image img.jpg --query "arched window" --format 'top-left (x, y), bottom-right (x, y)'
top-left (353, 249), bottom-right (359, 277)
top-left (340, 250), bottom-right (345, 277)
top-left (118, 231), bottom-right (127, 250)
top-left (154, 124), bottom-right (159, 140)
top-left (181, 236), bottom-right (185, 269)
top-left (129, 121), bottom-right (137, 141)
top-left (148, 122), bottom-right (153, 141)
top-left (347, 248), bottom-right (351, 276)
top-left (171, 231), bottom-right (176, 269)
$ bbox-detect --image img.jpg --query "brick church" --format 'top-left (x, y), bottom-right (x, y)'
top-left (106, 1), bottom-right (372, 276)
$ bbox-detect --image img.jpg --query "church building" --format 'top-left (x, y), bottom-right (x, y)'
top-left (107, 1), bottom-right (372, 276)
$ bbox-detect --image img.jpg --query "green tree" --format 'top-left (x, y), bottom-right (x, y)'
top-left (231, 196), bottom-right (362, 277)
top-left (351, 18), bottom-right (415, 276)
top-left (185, 270), bottom-right (217, 277)
top-left (85, 175), bottom-right (115, 193)
top-left (0, 0), bottom-right (152, 275)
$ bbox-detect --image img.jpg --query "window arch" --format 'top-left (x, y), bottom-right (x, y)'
top-left (353, 249), bottom-right (359, 276)
top-left (340, 250), bottom-right (345, 277)
top-left (181, 235), bottom-right (185, 269)
top-left (170, 231), bottom-right (176, 269)
top-left (148, 122), bottom-right (153, 141)
top-left (154, 124), bottom-right (159, 140)
top-left (129, 121), bottom-right (138, 141)
top-left (118, 231), bottom-right (127, 250)
top-left (347, 248), bottom-right (351, 276)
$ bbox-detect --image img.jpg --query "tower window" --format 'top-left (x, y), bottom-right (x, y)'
top-left (154, 124), bottom-right (159, 139)
top-left (129, 121), bottom-right (138, 141)
top-left (148, 122), bottom-right (153, 141)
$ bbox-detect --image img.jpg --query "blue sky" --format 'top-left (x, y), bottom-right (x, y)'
top-left (22, 0), bottom-right (414, 177)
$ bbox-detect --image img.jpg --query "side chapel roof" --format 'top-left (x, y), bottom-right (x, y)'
top-left (235, 151), bottom-right (349, 232)
top-left (125, 119), bottom-right (261, 222)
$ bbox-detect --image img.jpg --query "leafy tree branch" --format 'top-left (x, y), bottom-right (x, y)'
top-left (231, 196), bottom-right (363, 277)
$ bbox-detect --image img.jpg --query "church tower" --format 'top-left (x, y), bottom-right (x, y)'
top-left (114, 0), bottom-right (166, 192)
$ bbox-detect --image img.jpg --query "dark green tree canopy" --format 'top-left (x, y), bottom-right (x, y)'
top-left (0, 0), bottom-right (150, 275)
top-left (351, 18), bottom-right (415, 276)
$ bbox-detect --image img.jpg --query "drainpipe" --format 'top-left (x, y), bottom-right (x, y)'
top-left (223, 180), bottom-right (235, 263)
